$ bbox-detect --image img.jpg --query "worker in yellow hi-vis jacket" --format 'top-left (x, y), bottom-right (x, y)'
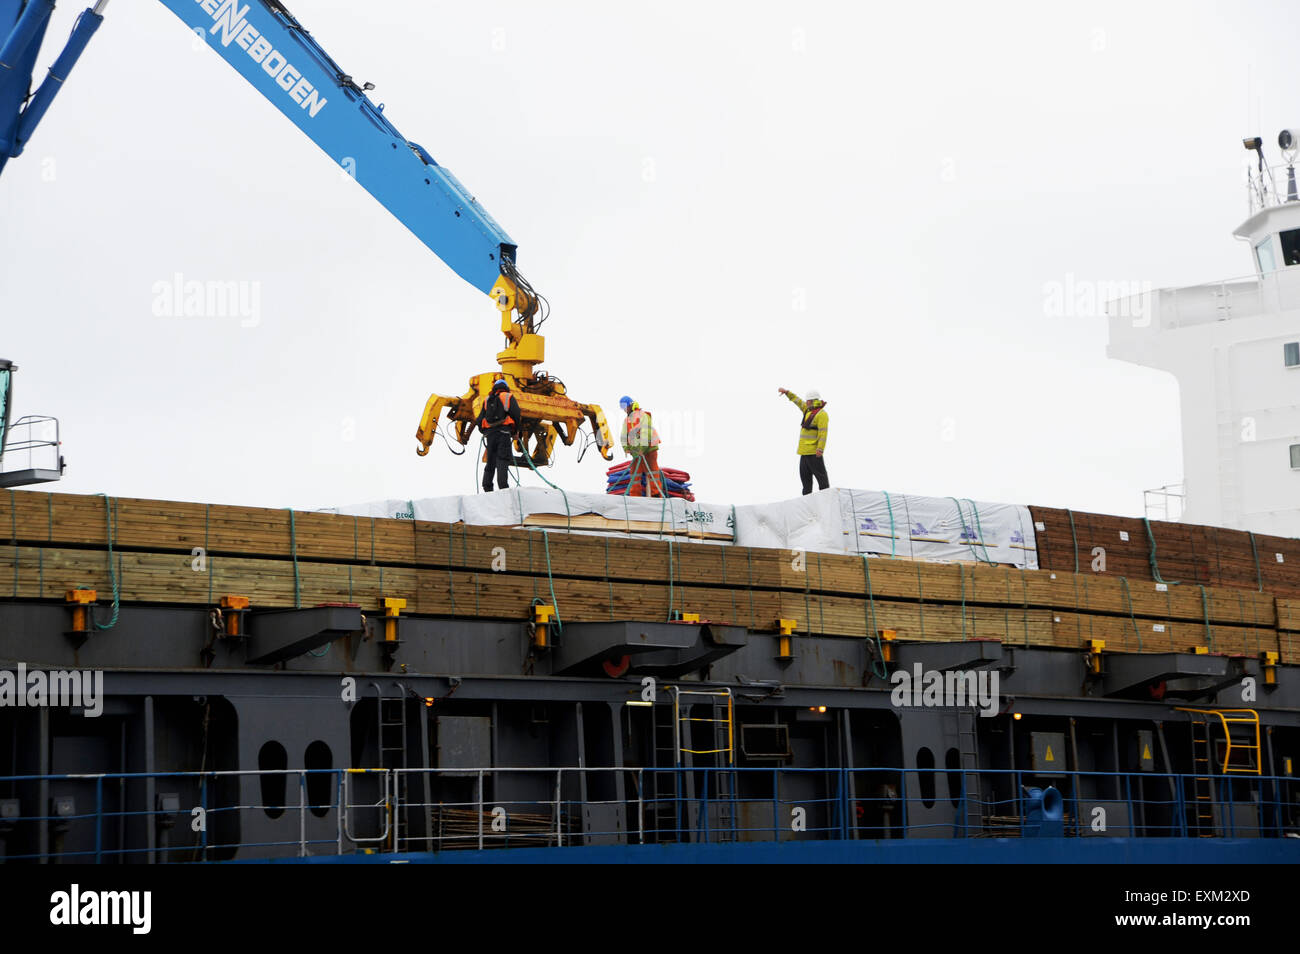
top-left (778, 387), bottom-right (829, 495)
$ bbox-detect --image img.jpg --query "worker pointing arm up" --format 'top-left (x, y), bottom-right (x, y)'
top-left (778, 387), bottom-right (829, 495)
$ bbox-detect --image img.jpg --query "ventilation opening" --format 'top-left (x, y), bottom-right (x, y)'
top-left (916, 747), bottom-right (936, 808)
top-left (305, 741), bottom-right (333, 818)
top-left (258, 741), bottom-right (287, 819)
top-left (739, 723), bottom-right (791, 761)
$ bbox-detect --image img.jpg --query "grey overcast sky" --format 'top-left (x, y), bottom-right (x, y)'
top-left (1, 0), bottom-right (1294, 515)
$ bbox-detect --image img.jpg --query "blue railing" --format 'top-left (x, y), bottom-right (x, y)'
top-left (0, 765), bottom-right (1295, 862)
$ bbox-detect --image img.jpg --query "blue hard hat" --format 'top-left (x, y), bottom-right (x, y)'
top-left (619, 395), bottom-right (633, 409)
top-left (493, 379), bottom-right (509, 390)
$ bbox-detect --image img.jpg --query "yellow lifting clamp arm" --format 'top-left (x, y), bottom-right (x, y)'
top-left (413, 270), bottom-right (615, 468)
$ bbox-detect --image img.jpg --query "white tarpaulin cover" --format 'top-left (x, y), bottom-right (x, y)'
top-left (733, 489), bottom-right (1038, 568)
top-left (332, 487), bottom-right (1036, 568)
top-left (332, 488), bottom-right (735, 538)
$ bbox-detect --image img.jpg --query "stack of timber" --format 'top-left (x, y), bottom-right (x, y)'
top-left (1030, 505), bottom-right (1300, 596)
top-left (0, 490), bottom-right (1293, 661)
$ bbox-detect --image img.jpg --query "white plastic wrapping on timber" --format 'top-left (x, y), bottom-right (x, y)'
top-left (333, 488), bottom-right (736, 538)
top-left (733, 489), bottom-right (1038, 568)
top-left (331, 487), bottom-right (1037, 568)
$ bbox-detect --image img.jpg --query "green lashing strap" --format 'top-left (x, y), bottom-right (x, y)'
top-left (286, 508), bottom-right (301, 609)
top-left (1198, 584), bottom-right (1213, 651)
top-left (1143, 516), bottom-right (1179, 585)
top-left (205, 504), bottom-right (213, 605)
top-left (861, 556), bottom-right (888, 679)
top-left (94, 494), bottom-right (120, 630)
top-left (957, 564), bottom-right (967, 639)
top-left (1248, 531), bottom-right (1263, 592)
top-left (1065, 508), bottom-right (1079, 574)
top-left (539, 530), bottom-right (562, 633)
top-left (1118, 576), bottom-right (1142, 651)
top-left (954, 497), bottom-right (996, 565)
top-left (9, 489), bottom-right (16, 598)
top-left (882, 490), bottom-right (898, 557)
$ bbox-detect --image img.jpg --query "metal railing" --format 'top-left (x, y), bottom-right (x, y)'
top-left (0, 765), bottom-right (1295, 862)
top-left (1143, 482), bottom-right (1184, 522)
top-left (1105, 268), bottom-right (1300, 330)
top-left (0, 415), bottom-right (62, 477)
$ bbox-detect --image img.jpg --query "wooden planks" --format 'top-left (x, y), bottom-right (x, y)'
top-left (1, 489), bottom-right (1297, 660)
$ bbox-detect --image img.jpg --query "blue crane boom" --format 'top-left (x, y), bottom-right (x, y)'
top-left (0, 0), bottom-right (614, 465)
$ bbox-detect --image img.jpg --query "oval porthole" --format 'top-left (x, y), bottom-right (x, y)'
top-left (258, 741), bottom-right (288, 819)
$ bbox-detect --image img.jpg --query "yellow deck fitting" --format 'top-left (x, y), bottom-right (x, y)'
top-left (219, 594), bottom-right (250, 636)
top-left (532, 603), bottom-right (555, 649)
top-left (1261, 650), bottom-right (1279, 686)
top-left (680, 612), bottom-right (700, 623)
top-left (1191, 645), bottom-right (1210, 655)
top-left (65, 589), bottom-right (97, 635)
top-left (382, 597), bottom-right (407, 643)
top-left (879, 629), bottom-right (897, 664)
top-left (776, 618), bottom-right (796, 660)
top-left (1087, 638), bottom-right (1105, 675)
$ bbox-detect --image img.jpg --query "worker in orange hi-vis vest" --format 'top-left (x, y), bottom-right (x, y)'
top-left (619, 395), bottom-right (664, 497)
top-left (778, 387), bottom-right (829, 495)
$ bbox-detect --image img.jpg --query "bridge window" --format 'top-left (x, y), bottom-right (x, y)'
top-left (1291, 444), bottom-right (1300, 469)
top-left (1256, 237), bottom-right (1277, 273)
top-left (1286, 342), bottom-right (1299, 368)
top-left (1282, 228), bottom-right (1300, 267)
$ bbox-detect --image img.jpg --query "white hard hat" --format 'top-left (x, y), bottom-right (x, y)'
top-left (805, 389), bottom-right (821, 402)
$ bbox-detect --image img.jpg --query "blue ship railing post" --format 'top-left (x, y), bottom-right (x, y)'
top-left (299, 770), bottom-right (307, 857)
top-left (1017, 769), bottom-right (1024, 838)
top-left (771, 766), bottom-right (778, 842)
top-left (701, 767), bottom-right (710, 844)
top-left (958, 769), bottom-right (966, 838)
top-left (94, 774), bottom-right (103, 864)
top-left (477, 769), bottom-right (484, 851)
top-left (201, 772), bottom-right (211, 861)
top-left (839, 766), bottom-right (848, 840)
top-left (899, 767), bottom-right (907, 837)
top-left (1124, 772), bottom-right (1134, 839)
top-left (555, 768), bottom-right (563, 847)
top-left (1071, 763), bottom-right (1082, 837)
top-left (637, 768), bottom-right (644, 844)
top-left (1175, 772), bottom-right (1188, 838)
top-left (1226, 774), bottom-right (1234, 837)
top-left (334, 770), bottom-right (342, 855)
